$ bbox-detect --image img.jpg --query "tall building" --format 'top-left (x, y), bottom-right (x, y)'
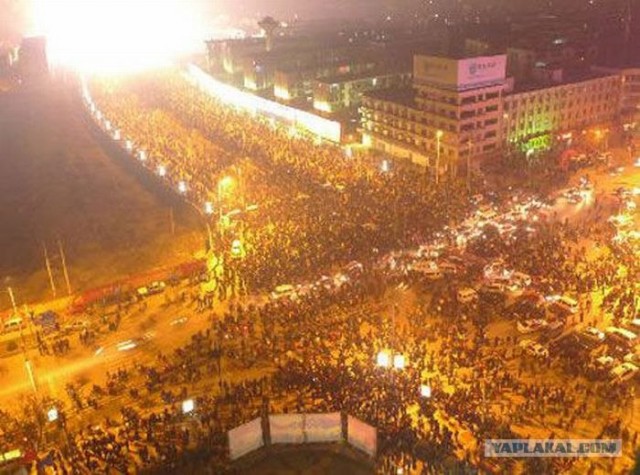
top-left (361, 54), bottom-right (507, 171)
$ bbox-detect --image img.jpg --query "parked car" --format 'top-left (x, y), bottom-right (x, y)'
top-left (610, 362), bottom-right (639, 383)
top-left (517, 319), bottom-right (548, 334)
top-left (457, 288), bottom-right (478, 303)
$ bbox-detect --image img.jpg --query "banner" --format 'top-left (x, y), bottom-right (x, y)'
top-left (347, 415), bottom-right (377, 457)
top-left (305, 413), bottom-right (342, 443)
top-left (269, 414), bottom-right (305, 444)
top-left (228, 417), bottom-right (263, 460)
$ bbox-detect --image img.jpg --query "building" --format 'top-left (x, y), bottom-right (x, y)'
top-left (621, 68), bottom-right (640, 117)
top-left (313, 69), bottom-right (411, 114)
top-left (361, 53), bottom-right (508, 170)
top-left (361, 51), bottom-right (624, 170)
top-left (502, 72), bottom-right (622, 154)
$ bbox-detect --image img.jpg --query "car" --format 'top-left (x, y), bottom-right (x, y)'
top-left (439, 261), bottom-right (458, 275)
top-left (526, 343), bottom-right (549, 358)
top-left (592, 355), bottom-right (617, 371)
top-left (410, 261), bottom-right (441, 279)
top-left (137, 281), bottom-right (166, 297)
top-left (482, 282), bottom-right (506, 294)
top-left (610, 362), bottom-right (639, 383)
top-left (543, 320), bottom-right (565, 338)
top-left (457, 288), bottom-right (477, 303)
top-left (517, 319), bottom-right (548, 334)
top-left (2, 317), bottom-right (24, 334)
top-left (581, 326), bottom-right (606, 343)
top-left (270, 284), bottom-right (298, 301)
top-left (518, 339), bottom-right (536, 350)
top-left (63, 320), bottom-right (90, 333)
top-left (344, 261), bottom-right (364, 277)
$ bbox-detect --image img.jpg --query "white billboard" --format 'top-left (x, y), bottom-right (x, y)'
top-left (228, 417), bottom-right (264, 460)
top-left (457, 55), bottom-right (507, 90)
top-left (414, 54), bottom-right (506, 90)
top-left (305, 413), bottom-right (342, 443)
top-left (347, 415), bottom-right (377, 457)
top-left (269, 414), bottom-right (305, 444)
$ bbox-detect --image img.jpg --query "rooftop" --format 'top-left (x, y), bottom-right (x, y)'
top-left (363, 87), bottom-right (417, 108)
top-left (318, 68), bottom-right (409, 85)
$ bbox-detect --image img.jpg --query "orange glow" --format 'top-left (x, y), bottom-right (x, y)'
top-left (30, 0), bottom-right (205, 73)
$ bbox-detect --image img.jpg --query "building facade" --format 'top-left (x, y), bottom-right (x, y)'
top-left (502, 73), bottom-right (622, 153)
top-left (313, 70), bottom-right (411, 114)
top-left (361, 52), bottom-right (624, 170)
top-left (361, 54), bottom-right (507, 170)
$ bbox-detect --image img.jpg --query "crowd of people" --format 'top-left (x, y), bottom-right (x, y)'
top-left (0, 70), bottom-right (637, 474)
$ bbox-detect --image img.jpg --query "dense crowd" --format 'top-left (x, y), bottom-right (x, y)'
top-left (0, 71), bottom-right (638, 474)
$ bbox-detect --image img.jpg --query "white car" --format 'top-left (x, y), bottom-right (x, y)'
top-left (526, 343), bottom-right (549, 358)
top-left (610, 362), bottom-right (639, 383)
top-left (270, 284), bottom-right (298, 301)
top-left (582, 326), bottom-right (606, 343)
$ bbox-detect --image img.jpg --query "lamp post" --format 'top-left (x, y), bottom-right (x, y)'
top-left (435, 130), bottom-right (443, 185)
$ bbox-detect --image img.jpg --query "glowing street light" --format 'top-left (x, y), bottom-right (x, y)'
top-left (178, 181), bottom-right (187, 194)
top-left (420, 384), bottom-right (432, 398)
top-left (393, 354), bottom-right (406, 370)
top-left (104, 120), bottom-right (112, 131)
top-left (157, 165), bottom-right (167, 177)
top-left (182, 398), bottom-right (195, 414)
top-left (113, 129), bottom-right (121, 140)
top-left (204, 201), bottom-right (214, 215)
top-left (47, 407), bottom-right (59, 422)
top-left (381, 159), bottom-right (390, 173)
top-left (138, 150), bottom-right (147, 161)
top-left (125, 140), bottom-right (133, 151)
top-left (376, 350), bottom-right (390, 368)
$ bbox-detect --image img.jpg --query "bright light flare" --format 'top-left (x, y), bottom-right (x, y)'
top-left (30, 0), bottom-right (206, 73)
top-left (376, 350), bottom-right (390, 368)
top-left (182, 398), bottom-right (195, 414)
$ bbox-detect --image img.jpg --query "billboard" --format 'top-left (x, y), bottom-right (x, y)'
top-left (228, 417), bottom-right (264, 460)
top-left (414, 54), bottom-right (506, 90)
top-left (457, 56), bottom-right (507, 90)
top-left (269, 414), bottom-right (305, 444)
top-left (347, 415), bottom-right (377, 457)
top-left (305, 413), bottom-right (342, 443)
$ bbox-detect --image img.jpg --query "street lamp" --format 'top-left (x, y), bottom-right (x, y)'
top-left (182, 398), bottom-right (195, 414)
top-left (138, 150), bottom-right (147, 161)
top-left (204, 201), bottom-right (214, 215)
top-left (381, 159), bottom-right (390, 173)
top-left (157, 165), bottom-right (167, 177)
top-left (435, 130), bottom-right (443, 185)
top-left (376, 350), bottom-right (390, 368)
top-left (420, 384), bottom-right (432, 398)
top-left (178, 181), bottom-right (187, 194)
top-left (47, 407), bottom-right (59, 422)
top-left (393, 354), bottom-right (406, 370)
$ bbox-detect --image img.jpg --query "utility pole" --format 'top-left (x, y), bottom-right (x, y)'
top-left (58, 240), bottom-right (72, 296)
top-left (169, 208), bottom-right (176, 235)
top-left (42, 244), bottom-right (57, 298)
top-left (7, 287), bottom-right (18, 314)
top-left (435, 130), bottom-right (443, 186)
top-left (467, 139), bottom-right (473, 192)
